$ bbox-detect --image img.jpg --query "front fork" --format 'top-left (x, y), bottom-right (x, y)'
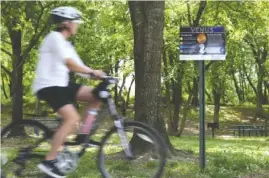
top-left (114, 120), bottom-right (134, 158)
top-left (107, 97), bottom-right (133, 158)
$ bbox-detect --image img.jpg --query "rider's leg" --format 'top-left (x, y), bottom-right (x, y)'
top-left (37, 84), bottom-right (83, 177)
top-left (45, 104), bottom-right (80, 160)
top-left (76, 85), bottom-right (100, 106)
top-left (75, 86), bottom-right (101, 134)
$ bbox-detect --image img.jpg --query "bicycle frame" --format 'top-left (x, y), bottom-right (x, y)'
top-left (70, 76), bottom-right (133, 158)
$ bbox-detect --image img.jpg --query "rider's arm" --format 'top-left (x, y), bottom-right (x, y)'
top-left (65, 59), bottom-right (93, 74)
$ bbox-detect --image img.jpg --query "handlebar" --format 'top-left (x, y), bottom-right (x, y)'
top-left (89, 73), bottom-right (119, 84)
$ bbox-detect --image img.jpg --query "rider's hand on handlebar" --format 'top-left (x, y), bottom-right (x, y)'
top-left (90, 70), bottom-right (106, 79)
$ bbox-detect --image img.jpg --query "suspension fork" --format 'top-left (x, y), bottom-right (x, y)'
top-left (107, 97), bottom-right (133, 158)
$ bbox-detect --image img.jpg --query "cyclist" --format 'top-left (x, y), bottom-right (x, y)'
top-left (32, 6), bottom-right (105, 178)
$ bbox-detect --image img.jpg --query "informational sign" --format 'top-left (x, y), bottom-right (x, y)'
top-left (179, 26), bottom-right (226, 60)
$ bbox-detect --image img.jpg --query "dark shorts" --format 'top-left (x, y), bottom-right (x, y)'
top-left (36, 82), bottom-right (82, 112)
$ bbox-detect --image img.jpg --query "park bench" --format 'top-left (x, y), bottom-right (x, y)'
top-left (231, 125), bottom-right (268, 137)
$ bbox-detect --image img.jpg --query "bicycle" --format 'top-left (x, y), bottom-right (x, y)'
top-left (1, 76), bottom-right (167, 178)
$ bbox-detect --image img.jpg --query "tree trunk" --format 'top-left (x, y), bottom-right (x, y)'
top-left (205, 89), bottom-right (212, 103)
top-left (231, 69), bottom-right (244, 103)
top-left (10, 30), bottom-right (23, 121)
top-left (114, 61), bottom-right (119, 107)
top-left (165, 50), bottom-right (183, 136)
top-left (178, 83), bottom-right (194, 136)
top-left (256, 64), bottom-right (265, 117)
top-left (170, 80), bottom-right (181, 135)
top-left (162, 46), bottom-right (173, 134)
top-left (213, 89), bottom-right (221, 124)
top-left (122, 76), bottom-right (135, 116)
top-left (2, 1), bottom-right (51, 136)
top-left (187, 1), bottom-right (207, 107)
top-left (244, 35), bottom-right (268, 119)
top-left (263, 86), bottom-right (268, 104)
top-left (129, 1), bottom-right (174, 151)
top-left (191, 76), bottom-right (199, 106)
top-left (239, 67), bottom-right (246, 102)
top-left (2, 74), bottom-right (8, 99)
top-left (10, 29), bottom-right (25, 136)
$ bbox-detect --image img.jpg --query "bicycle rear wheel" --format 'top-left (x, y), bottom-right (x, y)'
top-left (97, 120), bottom-right (167, 178)
top-left (1, 120), bottom-right (51, 178)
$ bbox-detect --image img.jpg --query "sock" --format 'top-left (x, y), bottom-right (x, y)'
top-left (79, 109), bottom-right (98, 134)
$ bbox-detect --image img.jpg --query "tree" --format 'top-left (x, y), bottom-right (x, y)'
top-left (1, 2), bottom-right (52, 129)
top-left (128, 1), bottom-right (175, 151)
top-left (163, 1), bottom-right (208, 136)
top-left (222, 1), bottom-right (269, 119)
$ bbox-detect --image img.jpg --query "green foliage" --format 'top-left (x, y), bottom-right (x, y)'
top-left (1, 1), bottom-right (269, 119)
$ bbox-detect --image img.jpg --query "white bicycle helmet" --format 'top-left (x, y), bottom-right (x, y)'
top-left (51, 6), bottom-right (83, 24)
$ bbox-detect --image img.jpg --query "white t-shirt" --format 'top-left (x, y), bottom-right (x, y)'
top-left (32, 31), bottom-right (88, 93)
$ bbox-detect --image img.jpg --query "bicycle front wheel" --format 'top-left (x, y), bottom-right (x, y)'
top-left (1, 120), bottom-right (51, 178)
top-left (97, 120), bottom-right (167, 178)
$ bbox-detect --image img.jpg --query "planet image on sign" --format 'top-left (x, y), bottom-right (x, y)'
top-left (197, 33), bottom-right (207, 44)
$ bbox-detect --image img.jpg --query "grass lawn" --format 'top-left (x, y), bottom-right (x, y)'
top-left (65, 136), bottom-right (269, 178)
top-left (1, 105), bottom-right (269, 178)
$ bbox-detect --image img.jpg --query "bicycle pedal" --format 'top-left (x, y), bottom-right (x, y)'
top-left (88, 139), bottom-right (101, 146)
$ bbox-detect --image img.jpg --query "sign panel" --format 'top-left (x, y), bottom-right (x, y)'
top-left (179, 26), bottom-right (226, 60)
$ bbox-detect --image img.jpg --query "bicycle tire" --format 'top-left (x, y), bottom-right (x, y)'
top-left (1, 120), bottom-right (51, 178)
top-left (97, 120), bottom-right (167, 178)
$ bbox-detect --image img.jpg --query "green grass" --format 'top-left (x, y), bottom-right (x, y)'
top-left (167, 136), bottom-right (269, 178)
top-left (62, 136), bottom-right (269, 178)
top-left (1, 105), bottom-right (269, 177)
top-left (2, 136), bottom-right (269, 178)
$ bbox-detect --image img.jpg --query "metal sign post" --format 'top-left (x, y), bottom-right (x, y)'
top-left (179, 26), bottom-right (226, 171)
top-left (199, 60), bottom-right (205, 170)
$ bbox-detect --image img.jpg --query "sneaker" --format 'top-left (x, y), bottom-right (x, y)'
top-left (37, 160), bottom-right (66, 178)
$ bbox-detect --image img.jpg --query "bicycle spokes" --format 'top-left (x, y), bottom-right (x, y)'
top-left (99, 121), bottom-right (166, 178)
top-left (1, 122), bottom-right (50, 178)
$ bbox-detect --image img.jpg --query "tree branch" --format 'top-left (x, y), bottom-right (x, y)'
top-left (214, 2), bottom-right (221, 23)
top-left (193, 1), bottom-right (207, 26)
top-left (243, 36), bottom-right (258, 58)
top-left (205, 61), bottom-right (214, 70)
top-left (22, 1), bottom-right (56, 61)
top-left (186, 0), bottom-right (192, 26)
top-left (1, 64), bottom-right (12, 76)
top-left (1, 39), bottom-right (12, 45)
top-left (261, 46), bottom-right (268, 63)
top-left (1, 47), bottom-right (12, 57)
top-left (243, 63), bottom-right (257, 94)
top-left (223, 2), bottom-right (256, 23)
top-left (1, 74), bottom-right (8, 99)
top-left (22, 21), bottom-right (50, 60)
top-left (35, 1), bottom-right (45, 34)
top-left (126, 75), bottom-right (135, 110)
